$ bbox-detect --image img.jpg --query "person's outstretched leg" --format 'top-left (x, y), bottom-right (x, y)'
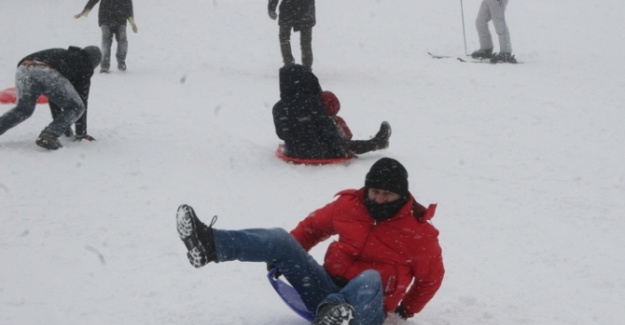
top-left (347, 121), bottom-right (391, 155)
top-left (0, 67), bottom-right (40, 135)
top-left (175, 204), bottom-right (337, 312)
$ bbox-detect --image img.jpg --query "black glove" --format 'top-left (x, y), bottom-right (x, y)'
top-left (331, 276), bottom-right (348, 287)
top-left (267, 264), bottom-right (282, 279)
top-left (75, 134), bottom-right (95, 141)
top-left (395, 304), bottom-right (409, 320)
top-left (268, 10), bottom-right (277, 20)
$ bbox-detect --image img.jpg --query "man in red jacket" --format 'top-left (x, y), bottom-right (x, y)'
top-left (176, 158), bottom-right (444, 325)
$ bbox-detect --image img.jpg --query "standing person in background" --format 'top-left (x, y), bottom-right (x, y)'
top-left (470, 0), bottom-right (517, 63)
top-left (75, 0), bottom-right (138, 73)
top-left (0, 46), bottom-right (101, 150)
top-left (268, 0), bottom-right (316, 69)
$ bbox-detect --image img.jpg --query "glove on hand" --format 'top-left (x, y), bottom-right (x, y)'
top-left (74, 10), bottom-right (89, 19)
top-left (332, 276), bottom-right (348, 287)
top-left (267, 264), bottom-right (282, 278)
top-left (128, 17), bottom-right (138, 33)
top-left (268, 10), bottom-right (277, 20)
top-left (395, 304), bottom-right (409, 320)
top-left (75, 134), bottom-right (95, 142)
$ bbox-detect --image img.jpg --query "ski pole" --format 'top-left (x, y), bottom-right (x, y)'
top-left (460, 0), bottom-right (468, 56)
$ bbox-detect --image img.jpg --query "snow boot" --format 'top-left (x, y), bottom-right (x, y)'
top-left (372, 121), bottom-right (391, 150)
top-left (35, 130), bottom-right (62, 150)
top-left (490, 52), bottom-right (518, 64)
top-left (176, 204), bottom-right (218, 268)
top-left (312, 303), bottom-right (355, 325)
top-left (471, 48), bottom-right (493, 59)
top-left (118, 61), bottom-right (126, 71)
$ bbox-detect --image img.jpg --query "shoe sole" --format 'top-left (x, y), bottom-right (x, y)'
top-left (35, 138), bottom-right (61, 150)
top-left (176, 204), bottom-right (202, 251)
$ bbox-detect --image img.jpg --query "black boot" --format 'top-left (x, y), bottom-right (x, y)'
top-left (490, 52), bottom-right (517, 63)
top-left (312, 303), bottom-right (355, 325)
top-left (176, 204), bottom-right (218, 268)
top-left (35, 130), bottom-right (62, 150)
top-left (471, 48), bottom-right (493, 59)
top-left (372, 121), bottom-right (391, 150)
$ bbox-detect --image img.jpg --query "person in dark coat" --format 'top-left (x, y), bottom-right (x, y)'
top-left (0, 46), bottom-right (102, 150)
top-left (272, 64), bottom-right (391, 159)
top-left (272, 64), bottom-right (347, 159)
top-left (75, 0), bottom-right (138, 73)
top-left (268, 0), bottom-right (316, 69)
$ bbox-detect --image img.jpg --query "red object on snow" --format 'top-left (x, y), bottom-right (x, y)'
top-left (275, 144), bottom-right (352, 165)
top-left (0, 87), bottom-right (48, 104)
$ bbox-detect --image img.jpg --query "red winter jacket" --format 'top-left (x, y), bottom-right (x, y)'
top-left (290, 188), bottom-right (444, 317)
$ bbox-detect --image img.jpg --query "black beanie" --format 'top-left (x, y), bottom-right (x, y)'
top-left (83, 46), bottom-right (102, 69)
top-left (364, 158), bottom-right (409, 197)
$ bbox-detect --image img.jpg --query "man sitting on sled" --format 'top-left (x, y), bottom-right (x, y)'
top-left (175, 157), bottom-right (445, 325)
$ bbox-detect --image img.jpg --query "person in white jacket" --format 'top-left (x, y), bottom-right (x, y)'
top-left (471, 0), bottom-right (516, 63)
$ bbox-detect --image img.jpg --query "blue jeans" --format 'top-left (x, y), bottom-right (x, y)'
top-left (101, 25), bottom-right (128, 69)
top-left (0, 66), bottom-right (84, 137)
top-left (214, 228), bottom-right (386, 325)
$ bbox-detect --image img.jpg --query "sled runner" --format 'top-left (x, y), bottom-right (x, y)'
top-left (267, 268), bottom-right (315, 321)
top-left (275, 144), bottom-right (352, 165)
top-left (0, 87), bottom-right (48, 104)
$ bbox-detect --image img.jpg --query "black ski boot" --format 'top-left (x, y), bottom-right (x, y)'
top-left (372, 121), bottom-right (391, 150)
top-left (35, 130), bottom-right (62, 150)
top-left (176, 204), bottom-right (218, 268)
top-left (471, 48), bottom-right (493, 59)
top-left (490, 52), bottom-right (518, 64)
top-left (312, 303), bottom-right (355, 325)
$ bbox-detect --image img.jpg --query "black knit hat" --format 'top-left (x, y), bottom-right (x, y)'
top-left (82, 46), bottom-right (102, 69)
top-left (364, 158), bottom-right (409, 196)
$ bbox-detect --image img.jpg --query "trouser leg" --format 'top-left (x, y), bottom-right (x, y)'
top-left (0, 67), bottom-right (40, 135)
top-left (114, 25), bottom-right (129, 64)
top-left (475, 1), bottom-right (493, 50)
top-left (39, 70), bottom-right (85, 137)
top-left (321, 270), bottom-right (386, 325)
top-left (489, 0), bottom-right (512, 53)
top-left (279, 25), bottom-right (295, 65)
top-left (348, 140), bottom-right (377, 155)
top-left (300, 27), bottom-right (313, 69)
top-left (101, 25), bottom-right (114, 70)
top-left (213, 228), bottom-right (338, 312)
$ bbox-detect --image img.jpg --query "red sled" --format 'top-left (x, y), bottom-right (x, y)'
top-left (0, 87), bottom-right (49, 104)
top-left (275, 144), bottom-right (352, 166)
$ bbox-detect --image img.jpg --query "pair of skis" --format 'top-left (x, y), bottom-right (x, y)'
top-left (428, 52), bottom-right (521, 64)
top-left (428, 52), bottom-right (492, 64)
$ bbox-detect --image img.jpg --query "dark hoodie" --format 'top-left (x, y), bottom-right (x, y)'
top-left (272, 65), bottom-right (347, 159)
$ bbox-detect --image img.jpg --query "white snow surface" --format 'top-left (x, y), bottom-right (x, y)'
top-left (1, 1), bottom-right (625, 324)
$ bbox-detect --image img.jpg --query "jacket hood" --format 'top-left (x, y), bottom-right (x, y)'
top-left (279, 64), bottom-right (322, 100)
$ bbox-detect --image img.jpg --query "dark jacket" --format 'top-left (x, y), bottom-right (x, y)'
top-left (18, 47), bottom-right (95, 136)
top-left (291, 188), bottom-right (444, 316)
top-left (272, 65), bottom-right (346, 159)
top-left (268, 0), bottom-right (316, 31)
top-left (84, 0), bottom-right (134, 27)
